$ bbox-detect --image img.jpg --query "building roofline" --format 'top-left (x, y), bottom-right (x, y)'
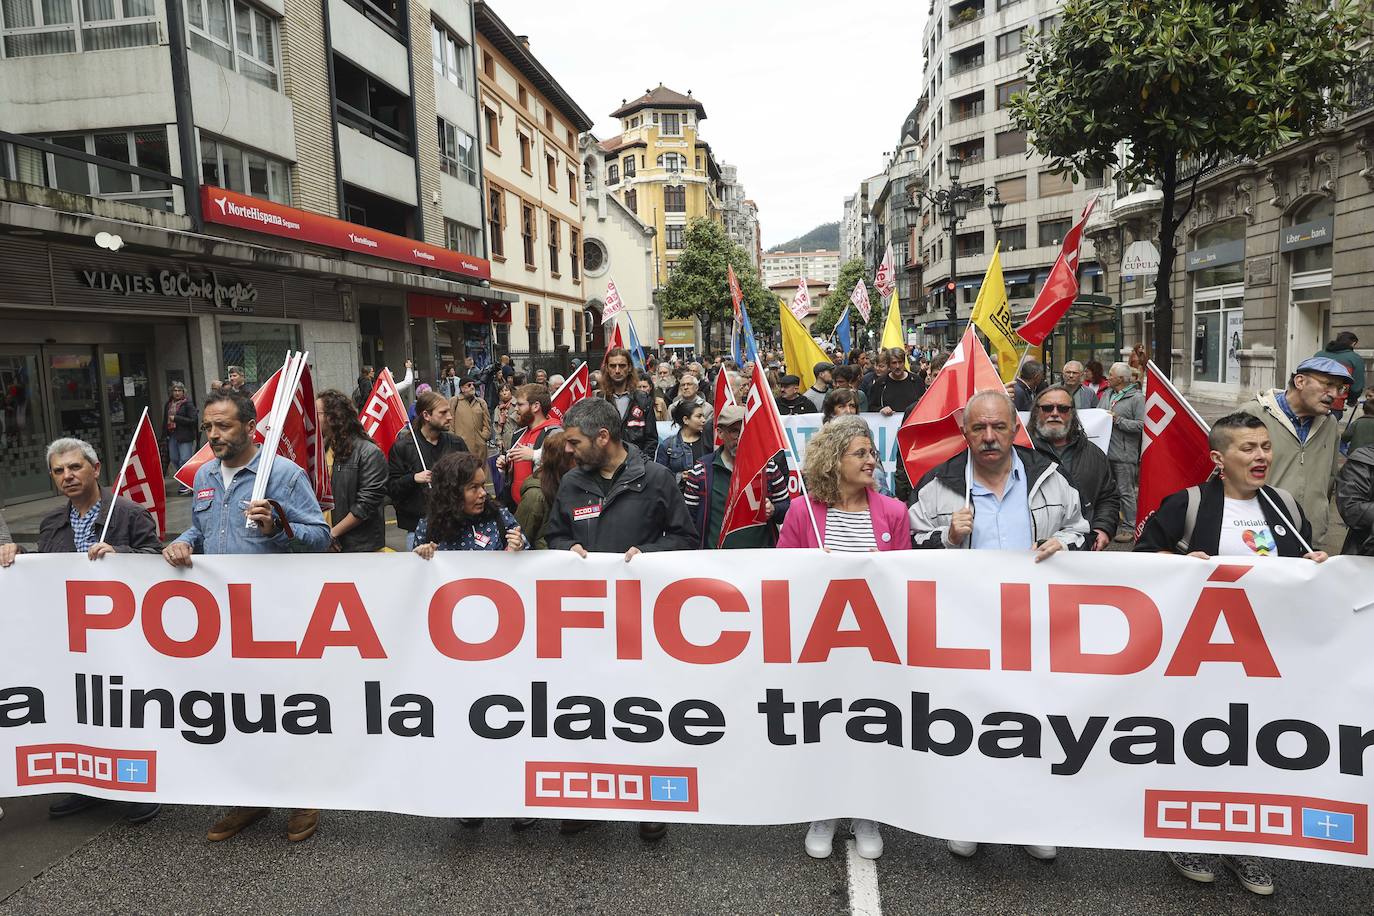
top-left (474, 2), bottom-right (594, 131)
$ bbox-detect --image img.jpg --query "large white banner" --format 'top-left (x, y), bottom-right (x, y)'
top-left (3, 552), bottom-right (1374, 866)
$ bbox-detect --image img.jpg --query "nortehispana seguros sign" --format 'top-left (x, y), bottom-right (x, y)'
top-left (2, 551), bottom-right (1372, 864)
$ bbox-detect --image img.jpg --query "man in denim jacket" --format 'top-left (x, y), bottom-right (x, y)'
top-left (163, 389), bottom-right (330, 844)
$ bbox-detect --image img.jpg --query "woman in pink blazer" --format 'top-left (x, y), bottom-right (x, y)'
top-left (776, 416), bottom-right (910, 862)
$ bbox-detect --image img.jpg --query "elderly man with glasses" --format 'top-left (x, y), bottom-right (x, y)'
top-left (1029, 385), bottom-right (1120, 551)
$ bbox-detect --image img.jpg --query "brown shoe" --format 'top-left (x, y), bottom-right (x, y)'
top-left (287, 808), bottom-right (320, 842)
top-left (207, 806), bottom-right (268, 842)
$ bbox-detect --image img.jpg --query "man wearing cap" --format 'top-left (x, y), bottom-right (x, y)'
top-left (680, 404), bottom-right (790, 548)
top-left (449, 375), bottom-right (491, 462)
top-left (804, 362), bottom-right (834, 412)
top-left (775, 374), bottom-right (817, 415)
top-left (1239, 356), bottom-right (1351, 547)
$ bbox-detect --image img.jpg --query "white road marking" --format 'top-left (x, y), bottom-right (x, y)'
top-left (846, 838), bottom-right (883, 916)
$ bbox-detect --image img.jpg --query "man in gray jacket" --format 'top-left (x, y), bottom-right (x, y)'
top-left (1100, 361), bottom-right (1145, 540)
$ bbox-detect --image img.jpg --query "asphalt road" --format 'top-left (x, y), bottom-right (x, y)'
top-left (3, 804), bottom-right (1373, 915)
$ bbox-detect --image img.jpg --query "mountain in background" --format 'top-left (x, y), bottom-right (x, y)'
top-left (767, 222), bottom-right (840, 253)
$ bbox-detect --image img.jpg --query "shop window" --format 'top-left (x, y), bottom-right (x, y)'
top-left (1193, 285), bottom-right (1244, 384)
top-left (200, 132), bottom-right (290, 203)
top-left (23, 127), bottom-right (173, 211)
top-left (333, 55), bottom-right (412, 153)
top-left (430, 19), bottom-right (468, 91)
top-left (1, 0), bottom-right (158, 58)
top-left (1192, 219), bottom-right (1246, 287)
top-left (437, 118), bottom-right (477, 185)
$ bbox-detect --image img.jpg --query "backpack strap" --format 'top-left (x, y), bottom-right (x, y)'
top-left (1176, 486), bottom-right (1201, 554)
top-left (1269, 486), bottom-right (1302, 533)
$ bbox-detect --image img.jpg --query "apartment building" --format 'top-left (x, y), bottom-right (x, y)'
top-left (761, 250), bottom-right (842, 288)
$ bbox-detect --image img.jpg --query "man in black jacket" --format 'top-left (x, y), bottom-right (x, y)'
top-left (871, 347), bottom-right (926, 416)
top-left (600, 348), bottom-right (659, 459)
top-left (1028, 385), bottom-right (1119, 550)
top-left (386, 390), bottom-right (467, 548)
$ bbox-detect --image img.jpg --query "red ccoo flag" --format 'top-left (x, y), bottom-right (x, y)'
top-left (357, 368), bottom-right (412, 459)
top-left (1136, 360), bottom-right (1213, 537)
top-left (713, 362), bottom-right (738, 447)
top-left (174, 361), bottom-right (325, 508)
top-left (718, 361), bottom-right (788, 547)
top-left (607, 322), bottom-right (626, 353)
top-left (1015, 195), bottom-right (1098, 346)
top-left (107, 408), bottom-right (166, 539)
top-left (549, 361), bottom-right (590, 423)
top-left (897, 325), bottom-right (1031, 487)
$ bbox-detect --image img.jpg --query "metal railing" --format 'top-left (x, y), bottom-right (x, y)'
top-left (336, 101), bottom-right (411, 154)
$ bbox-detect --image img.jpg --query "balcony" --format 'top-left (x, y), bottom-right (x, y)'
top-left (1349, 57), bottom-right (1374, 116)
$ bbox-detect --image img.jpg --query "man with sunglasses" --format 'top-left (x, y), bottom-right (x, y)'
top-left (1029, 386), bottom-right (1119, 551)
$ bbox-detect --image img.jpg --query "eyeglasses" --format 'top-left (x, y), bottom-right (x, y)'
top-left (845, 448), bottom-right (881, 460)
top-left (1037, 403), bottom-right (1073, 414)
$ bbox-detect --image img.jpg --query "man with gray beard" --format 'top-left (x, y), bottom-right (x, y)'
top-left (1028, 385), bottom-right (1119, 551)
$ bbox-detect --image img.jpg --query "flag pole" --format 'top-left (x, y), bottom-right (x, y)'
top-left (1256, 489), bottom-right (1315, 554)
top-left (97, 405), bottom-right (148, 547)
top-left (758, 382), bottom-right (824, 549)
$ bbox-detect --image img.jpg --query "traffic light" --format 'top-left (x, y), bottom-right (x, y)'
top-left (945, 281), bottom-right (956, 293)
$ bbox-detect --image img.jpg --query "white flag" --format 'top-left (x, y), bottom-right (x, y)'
top-left (850, 278), bottom-right (872, 322)
top-left (602, 279), bottom-right (625, 323)
top-left (875, 244), bottom-right (895, 298)
top-left (790, 279), bottom-right (812, 319)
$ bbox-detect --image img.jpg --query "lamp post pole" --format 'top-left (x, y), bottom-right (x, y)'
top-left (916, 152), bottom-right (1006, 349)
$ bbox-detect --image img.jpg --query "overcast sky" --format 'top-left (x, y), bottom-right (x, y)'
top-left (500, 1), bottom-right (926, 250)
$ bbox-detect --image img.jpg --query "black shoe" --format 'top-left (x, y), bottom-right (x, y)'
top-left (559, 819), bottom-right (590, 835)
top-left (458, 818), bottom-right (485, 828)
top-left (124, 802), bottom-right (161, 825)
top-left (511, 818), bottom-right (537, 831)
top-left (639, 821), bottom-right (667, 842)
top-left (48, 794), bottom-right (107, 818)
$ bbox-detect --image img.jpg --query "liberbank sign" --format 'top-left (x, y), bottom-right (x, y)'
top-left (200, 187), bottom-right (491, 282)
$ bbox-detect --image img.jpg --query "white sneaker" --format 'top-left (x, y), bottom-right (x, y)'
top-left (947, 839), bottom-right (978, 857)
top-left (852, 819), bottom-right (883, 859)
top-left (805, 819), bottom-right (838, 858)
top-left (1024, 844), bottom-right (1058, 860)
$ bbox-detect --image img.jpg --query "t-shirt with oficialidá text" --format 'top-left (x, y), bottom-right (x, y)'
top-left (1218, 496), bottom-right (1276, 557)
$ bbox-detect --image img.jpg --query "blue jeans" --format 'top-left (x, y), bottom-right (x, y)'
top-left (167, 438), bottom-right (197, 480)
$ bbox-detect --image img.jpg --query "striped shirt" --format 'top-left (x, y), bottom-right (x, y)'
top-left (824, 508), bottom-right (876, 552)
top-left (69, 500), bottom-right (102, 552)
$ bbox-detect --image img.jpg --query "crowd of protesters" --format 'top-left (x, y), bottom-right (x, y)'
top-left (2, 331), bottom-right (1370, 899)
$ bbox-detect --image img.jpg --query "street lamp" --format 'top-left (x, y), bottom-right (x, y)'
top-left (917, 150), bottom-right (1005, 347)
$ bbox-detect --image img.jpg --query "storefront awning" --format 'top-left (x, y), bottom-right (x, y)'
top-left (407, 292), bottom-right (512, 323)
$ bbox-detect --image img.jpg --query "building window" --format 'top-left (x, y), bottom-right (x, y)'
top-left (996, 0), bottom-right (1023, 8)
top-left (623, 188), bottom-right (636, 214)
top-left (518, 132), bottom-right (532, 173)
top-left (1193, 284), bottom-right (1244, 384)
top-left (521, 202), bottom-right (536, 267)
top-left (996, 27), bottom-right (1025, 59)
top-left (517, 85), bottom-right (528, 109)
top-left (570, 228), bottom-right (580, 280)
top-left (955, 230), bottom-right (984, 258)
top-left (334, 56), bottom-right (412, 152)
top-left (1040, 14), bottom-right (1061, 33)
top-left (995, 129), bottom-right (1027, 157)
top-left (622, 155), bottom-right (635, 178)
top-left (200, 132), bottom-right (290, 203)
top-left (951, 137), bottom-right (984, 165)
top-left (665, 225), bottom-right (685, 249)
top-left (950, 42), bottom-right (983, 75)
top-left (483, 106), bottom-right (499, 152)
top-left (951, 91), bottom-right (984, 122)
top-left (997, 78), bottom-right (1027, 109)
top-left (1038, 217), bottom-right (1072, 247)
top-left (16, 127), bottom-right (173, 210)
top-left (582, 237), bottom-right (605, 273)
top-left (1083, 166), bottom-right (1106, 189)
top-left (545, 151), bottom-right (557, 189)
top-left (186, 0), bottom-right (280, 90)
top-left (573, 309), bottom-right (582, 346)
top-left (0, 0), bottom-right (158, 58)
top-left (664, 186), bottom-right (686, 212)
top-left (437, 118), bottom-right (477, 185)
top-left (660, 112), bottom-right (681, 136)
top-left (430, 20), bottom-right (468, 90)
top-left (340, 0), bottom-right (400, 36)
top-left (487, 186), bottom-right (504, 257)
top-left (567, 168), bottom-right (577, 202)
top-left (995, 175), bottom-right (1026, 203)
top-left (551, 307), bottom-right (564, 347)
top-left (566, 128), bottom-right (574, 146)
top-left (1039, 169), bottom-right (1072, 197)
top-left (996, 224), bottom-right (1026, 251)
top-left (544, 110), bottom-right (553, 131)
top-left (547, 214), bottom-right (560, 274)
top-left (656, 152), bottom-right (686, 171)
top-left (526, 303), bottom-right (540, 352)
top-left (482, 50), bottom-right (494, 77)
top-left (445, 219), bottom-right (480, 255)
top-left (607, 162), bottom-right (619, 185)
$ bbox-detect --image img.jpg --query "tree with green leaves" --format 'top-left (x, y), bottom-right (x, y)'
top-left (1010, 0), bottom-right (1365, 377)
top-left (812, 258), bottom-right (880, 346)
top-left (660, 217), bottom-right (777, 355)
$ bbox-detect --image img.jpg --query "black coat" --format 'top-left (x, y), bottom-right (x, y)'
top-left (544, 446), bottom-right (698, 553)
top-left (330, 438), bottom-right (389, 552)
top-left (36, 491), bottom-right (161, 554)
top-left (1031, 427), bottom-right (1120, 540)
top-left (607, 390), bottom-right (659, 460)
top-left (164, 398), bottom-right (198, 444)
top-left (1135, 479), bottom-right (1312, 557)
top-left (386, 424), bottom-right (468, 531)
top-left (1336, 445), bottom-right (1374, 556)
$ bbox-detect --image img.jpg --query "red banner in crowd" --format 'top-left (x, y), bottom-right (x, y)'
top-left (1015, 196), bottom-right (1098, 346)
top-left (549, 363), bottom-right (590, 424)
top-left (357, 368), bottom-right (412, 460)
top-left (713, 363), bottom-right (737, 448)
top-left (201, 186), bottom-right (491, 281)
top-left (718, 361), bottom-right (787, 546)
top-left (111, 409), bottom-right (166, 539)
top-left (1136, 360), bottom-right (1214, 536)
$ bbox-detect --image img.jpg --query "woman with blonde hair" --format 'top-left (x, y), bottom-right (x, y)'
top-left (776, 415), bottom-right (910, 862)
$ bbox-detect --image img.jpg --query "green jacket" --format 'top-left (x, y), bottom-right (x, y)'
top-left (1239, 389), bottom-right (1341, 546)
top-left (514, 474), bottom-right (550, 549)
top-left (1343, 414), bottom-right (1374, 453)
top-left (1312, 346), bottom-right (1365, 398)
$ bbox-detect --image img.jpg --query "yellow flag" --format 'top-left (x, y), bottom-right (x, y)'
top-left (879, 289), bottom-right (904, 350)
top-left (778, 298), bottom-right (829, 391)
top-left (970, 243), bottom-right (1021, 382)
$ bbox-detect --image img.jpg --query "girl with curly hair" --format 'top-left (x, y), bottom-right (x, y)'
top-left (776, 415), bottom-right (910, 864)
top-left (413, 451), bottom-right (526, 557)
top-left (316, 389), bottom-right (388, 552)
